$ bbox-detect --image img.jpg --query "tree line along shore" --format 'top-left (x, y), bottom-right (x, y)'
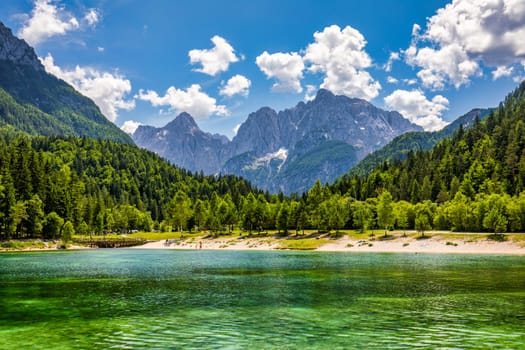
top-left (1, 229), bottom-right (524, 254)
top-left (2, 84), bottom-right (525, 246)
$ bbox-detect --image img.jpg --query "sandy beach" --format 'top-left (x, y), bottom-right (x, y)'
top-left (2, 232), bottom-right (524, 254)
top-left (315, 234), bottom-right (525, 254)
top-left (132, 233), bottom-right (525, 255)
top-left (0, 240), bottom-right (90, 252)
top-left (133, 237), bottom-right (281, 251)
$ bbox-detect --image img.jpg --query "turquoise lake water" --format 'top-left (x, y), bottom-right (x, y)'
top-left (0, 250), bottom-right (524, 349)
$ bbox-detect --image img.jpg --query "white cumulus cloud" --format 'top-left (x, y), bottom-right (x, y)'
top-left (405, 42), bottom-right (480, 90)
top-left (387, 76), bottom-right (399, 84)
top-left (219, 74), bottom-right (251, 97)
top-left (303, 24), bottom-right (381, 100)
top-left (514, 75), bottom-right (525, 83)
top-left (492, 66), bottom-right (514, 80)
top-left (136, 84), bottom-right (228, 119)
top-left (255, 25), bottom-right (380, 99)
top-left (405, 0), bottom-right (525, 89)
top-left (41, 54), bottom-right (135, 122)
top-left (304, 84), bottom-right (317, 101)
top-left (256, 51), bottom-right (305, 93)
top-left (121, 120), bottom-right (142, 135)
top-left (384, 52), bottom-right (400, 72)
top-left (18, 0), bottom-right (99, 46)
top-left (83, 8), bottom-right (99, 26)
top-left (189, 35), bottom-right (239, 76)
top-left (384, 89), bottom-right (449, 131)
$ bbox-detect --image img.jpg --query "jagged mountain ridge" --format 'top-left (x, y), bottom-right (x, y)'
top-left (133, 89), bottom-right (423, 194)
top-left (0, 22), bottom-right (133, 144)
top-left (348, 108), bottom-right (495, 177)
top-left (0, 22), bottom-right (42, 71)
top-left (231, 89), bottom-right (420, 159)
top-left (133, 112), bottom-right (229, 173)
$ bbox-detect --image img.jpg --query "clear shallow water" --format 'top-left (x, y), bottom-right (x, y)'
top-left (0, 250), bottom-right (524, 349)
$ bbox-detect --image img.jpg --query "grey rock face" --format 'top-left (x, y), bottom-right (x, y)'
top-left (221, 89), bottom-right (422, 193)
top-left (0, 22), bottom-right (43, 71)
top-left (133, 112), bottom-right (228, 174)
top-left (229, 107), bottom-right (282, 157)
top-left (133, 89), bottom-right (423, 193)
top-left (274, 89), bottom-right (420, 158)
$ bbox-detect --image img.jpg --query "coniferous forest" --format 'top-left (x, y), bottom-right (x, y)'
top-left (1, 82), bottom-right (525, 240)
top-left (0, 128), bottom-right (262, 239)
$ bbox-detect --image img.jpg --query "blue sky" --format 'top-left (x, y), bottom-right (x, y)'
top-left (2, 0), bottom-right (524, 138)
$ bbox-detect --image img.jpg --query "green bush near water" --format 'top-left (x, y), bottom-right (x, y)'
top-left (488, 234), bottom-right (507, 242)
top-left (1, 241), bottom-right (46, 249)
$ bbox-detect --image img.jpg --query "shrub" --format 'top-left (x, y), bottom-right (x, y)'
top-left (488, 233), bottom-right (507, 242)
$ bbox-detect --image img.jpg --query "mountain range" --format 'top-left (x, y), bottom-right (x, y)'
top-left (2, 18), bottom-right (525, 239)
top-left (348, 107), bottom-right (494, 177)
top-left (133, 89), bottom-right (423, 194)
top-left (0, 22), bottom-right (133, 144)
top-left (0, 20), bottom-right (500, 197)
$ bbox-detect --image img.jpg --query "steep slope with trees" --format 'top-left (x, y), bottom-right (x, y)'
top-left (324, 81), bottom-right (525, 233)
top-left (0, 22), bottom-right (133, 145)
top-left (349, 108), bottom-right (494, 177)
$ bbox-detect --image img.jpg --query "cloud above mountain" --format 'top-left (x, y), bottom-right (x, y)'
top-left (137, 84), bottom-right (228, 119)
top-left (255, 25), bottom-right (380, 100)
top-left (405, 0), bottom-right (525, 90)
top-left (220, 75), bottom-right (251, 97)
top-left (304, 25), bottom-right (381, 100)
top-left (384, 89), bottom-right (449, 131)
top-left (18, 0), bottom-right (98, 46)
top-left (189, 35), bottom-right (239, 76)
top-left (41, 53), bottom-right (134, 122)
top-left (256, 51), bottom-right (304, 93)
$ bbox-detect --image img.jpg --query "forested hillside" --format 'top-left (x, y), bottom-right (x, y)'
top-left (2, 81), bottom-right (525, 240)
top-left (0, 22), bottom-right (133, 145)
top-left (349, 108), bottom-right (493, 177)
top-left (328, 81), bottom-right (525, 233)
top-left (0, 128), bottom-right (262, 239)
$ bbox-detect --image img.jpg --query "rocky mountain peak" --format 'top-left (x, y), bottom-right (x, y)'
top-left (166, 112), bottom-right (198, 131)
top-left (231, 106), bottom-right (281, 156)
top-left (133, 89), bottom-right (424, 194)
top-left (249, 107), bottom-right (277, 120)
top-left (0, 22), bottom-right (43, 71)
top-left (312, 88), bottom-right (336, 103)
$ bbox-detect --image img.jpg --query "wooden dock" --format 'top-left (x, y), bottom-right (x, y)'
top-left (73, 238), bottom-right (147, 248)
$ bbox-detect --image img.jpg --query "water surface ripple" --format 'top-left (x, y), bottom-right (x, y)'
top-left (0, 250), bottom-right (524, 349)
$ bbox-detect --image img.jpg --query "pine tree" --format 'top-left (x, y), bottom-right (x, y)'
top-left (61, 221), bottom-right (75, 246)
top-left (0, 173), bottom-right (16, 239)
top-left (307, 179), bottom-right (325, 232)
top-left (24, 194), bottom-right (44, 238)
top-left (43, 212), bottom-right (64, 239)
top-left (276, 202), bottom-right (289, 235)
top-left (170, 190), bottom-right (193, 232)
top-left (377, 190), bottom-right (394, 237)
